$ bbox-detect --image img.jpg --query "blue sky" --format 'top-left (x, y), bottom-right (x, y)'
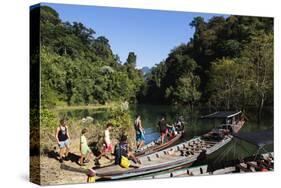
top-left (43, 3), bottom-right (228, 68)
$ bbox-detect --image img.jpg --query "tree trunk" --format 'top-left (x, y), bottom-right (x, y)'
top-left (257, 96), bottom-right (264, 123)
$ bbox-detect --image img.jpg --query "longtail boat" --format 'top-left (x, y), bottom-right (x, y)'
top-left (136, 152), bottom-right (273, 179)
top-left (137, 165), bottom-right (209, 179)
top-left (134, 119), bottom-right (185, 157)
top-left (209, 152), bottom-right (274, 173)
top-left (93, 126), bottom-right (184, 168)
top-left (201, 111), bottom-right (246, 134)
top-left (134, 132), bottom-right (183, 157)
top-left (92, 111), bottom-right (245, 180)
top-left (94, 134), bottom-right (232, 180)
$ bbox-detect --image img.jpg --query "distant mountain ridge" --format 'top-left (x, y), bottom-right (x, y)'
top-left (141, 66), bottom-right (151, 75)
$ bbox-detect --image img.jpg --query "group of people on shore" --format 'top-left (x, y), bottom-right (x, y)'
top-left (54, 114), bottom-right (183, 167)
top-left (55, 119), bottom-right (114, 166)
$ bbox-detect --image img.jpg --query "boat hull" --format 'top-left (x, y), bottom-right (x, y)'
top-left (100, 159), bottom-right (195, 180)
top-left (95, 135), bottom-right (231, 180)
top-left (135, 132), bottom-right (183, 157)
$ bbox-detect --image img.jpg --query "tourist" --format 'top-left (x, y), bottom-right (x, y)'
top-left (96, 123), bottom-right (113, 162)
top-left (175, 117), bottom-right (184, 131)
top-left (55, 119), bottom-right (70, 163)
top-left (166, 123), bottom-right (177, 138)
top-left (79, 128), bottom-right (93, 166)
top-left (114, 134), bottom-right (140, 168)
top-left (158, 116), bottom-right (168, 144)
top-left (103, 123), bottom-right (113, 154)
top-left (134, 115), bottom-right (145, 149)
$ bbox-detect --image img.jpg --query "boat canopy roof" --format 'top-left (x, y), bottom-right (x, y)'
top-left (234, 129), bottom-right (273, 147)
top-left (201, 111), bottom-right (242, 119)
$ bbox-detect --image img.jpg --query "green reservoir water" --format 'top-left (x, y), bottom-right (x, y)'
top-left (60, 104), bottom-right (273, 167)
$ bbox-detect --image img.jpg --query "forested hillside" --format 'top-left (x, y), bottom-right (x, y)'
top-left (139, 16), bottom-right (273, 115)
top-left (40, 6), bottom-right (144, 108)
top-left (39, 6), bottom-right (273, 115)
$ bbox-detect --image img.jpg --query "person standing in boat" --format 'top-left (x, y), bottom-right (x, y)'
top-left (158, 116), bottom-right (168, 144)
top-left (55, 119), bottom-right (71, 163)
top-left (166, 123), bottom-right (177, 138)
top-left (134, 115), bottom-right (145, 149)
top-left (175, 117), bottom-right (184, 132)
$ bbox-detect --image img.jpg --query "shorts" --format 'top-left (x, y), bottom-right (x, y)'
top-left (58, 139), bottom-right (69, 149)
top-left (136, 131), bottom-right (145, 142)
top-left (160, 129), bottom-right (168, 136)
top-left (102, 143), bottom-right (113, 153)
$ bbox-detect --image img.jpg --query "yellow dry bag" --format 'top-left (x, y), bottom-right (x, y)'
top-left (120, 156), bottom-right (130, 168)
top-left (87, 176), bottom-right (95, 183)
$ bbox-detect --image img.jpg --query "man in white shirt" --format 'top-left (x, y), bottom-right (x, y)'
top-left (95, 123), bottom-right (113, 164)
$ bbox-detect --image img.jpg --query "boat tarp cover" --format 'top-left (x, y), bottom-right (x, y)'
top-left (201, 111), bottom-right (241, 119)
top-left (233, 129), bottom-right (273, 147)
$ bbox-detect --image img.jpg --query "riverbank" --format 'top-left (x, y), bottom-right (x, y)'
top-left (30, 103), bottom-right (273, 185)
top-left (30, 102), bottom-right (136, 185)
top-left (52, 102), bottom-right (119, 111)
top-left (30, 137), bottom-right (117, 185)
top-left (31, 101), bottom-right (134, 153)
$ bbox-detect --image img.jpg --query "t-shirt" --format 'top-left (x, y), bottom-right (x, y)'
top-left (104, 129), bottom-right (111, 144)
top-left (80, 134), bottom-right (90, 155)
top-left (158, 119), bottom-right (167, 132)
top-left (120, 142), bottom-right (129, 157)
top-left (80, 135), bottom-right (87, 147)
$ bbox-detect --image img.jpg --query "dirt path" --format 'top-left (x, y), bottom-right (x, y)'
top-left (30, 138), bottom-right (114, 185)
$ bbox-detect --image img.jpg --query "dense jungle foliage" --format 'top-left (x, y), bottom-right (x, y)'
top-left (139, 15), bottom-right (273, 115)
top-left (40, 6), bottom-right (144, 108)
top-left (39, 6), bottom-right (273, 115)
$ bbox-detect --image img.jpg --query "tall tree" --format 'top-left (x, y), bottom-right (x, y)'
top-left (125, 52), bottom-right (137, 67)
top-left (208, 58), bottom-right (244, 110)
top-left (173, 74), bottom-right (201, 109)
top-left (242, 33), bottom-right (273, 119)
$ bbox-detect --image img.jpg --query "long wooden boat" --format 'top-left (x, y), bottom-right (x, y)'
top-left (94, 134), bottom-right (232, 180)
top-left (209, 152), bottom-right (274, 174)
top-left (92, 131), bottom-right (183, 169)
top-left (134, 132), bottom-right (183, 157)
top-left (134, 119), bottom-right (185, 157)
top-left (137, 165), bottom-right (209, 179)
top-left (92, 111), bottom-right (244, 180)
top-left (201, 111), bottom-right (246, 134)
top-left (136, 152), bottom-right (273, 179)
